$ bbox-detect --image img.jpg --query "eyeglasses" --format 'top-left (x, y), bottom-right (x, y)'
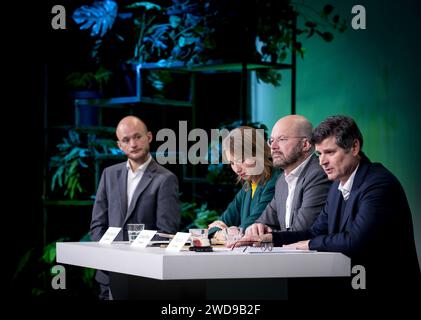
top-left (267, 136), bottom-right (307, 147)
top-left (231, 240), bottom-right (274, 252)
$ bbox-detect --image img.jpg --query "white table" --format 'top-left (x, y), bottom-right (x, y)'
top-left (57, 241), bottom-right (351, 279)
top-left (57, 242), bottom-right (351, 299)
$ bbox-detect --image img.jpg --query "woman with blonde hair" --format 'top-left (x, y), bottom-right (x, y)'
top-left (208, 126), bottom-right (280, 243)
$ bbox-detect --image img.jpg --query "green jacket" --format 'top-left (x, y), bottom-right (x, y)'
top-left (209, 169), bottom-right (280, 235)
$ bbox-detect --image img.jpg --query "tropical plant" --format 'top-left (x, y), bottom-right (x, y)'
top-left (73, 0), bottom-right (214, 66)
top-left (49, 129), bottom-right (123, 199)
top-left (72, 0), bottom-right (347, 86)
top-left (66, 66), bottom-right (113, 92)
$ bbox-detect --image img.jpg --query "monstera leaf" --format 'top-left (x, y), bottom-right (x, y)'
top-left (73, 0), bottom-right (118, 37)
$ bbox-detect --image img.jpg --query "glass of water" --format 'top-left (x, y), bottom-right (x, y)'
top-left (127, 223), bottom-right (145, 243)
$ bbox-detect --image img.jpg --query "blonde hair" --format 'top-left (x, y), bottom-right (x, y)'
top-left (222, 126), bottom-right (272, 189)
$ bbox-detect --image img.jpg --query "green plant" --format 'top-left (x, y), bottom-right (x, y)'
top-left (72, 0), bottom-right (346, 86)
top-left (13, 234), bottom-right (97, 298)
top-left (73, 0), bottom-right (214, 66)
top-left (180, 201), bottom-right (219, 231)
top-left (66, 66), bottom-right (113, 92)
top-left (49, 129), bottom-right (123, 199)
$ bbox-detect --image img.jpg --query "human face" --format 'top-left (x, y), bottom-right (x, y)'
top-left (269, 122), bottom-right (306, 173)
top-left (117, 120), bottom-right (152, 165)
top-left (315, 136), bottom-right (360, 184)
top-left (227, 154), bottom-right (258, 183)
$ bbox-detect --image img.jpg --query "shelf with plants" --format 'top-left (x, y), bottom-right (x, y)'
top-left (140, 60), bottom-right (293, 72)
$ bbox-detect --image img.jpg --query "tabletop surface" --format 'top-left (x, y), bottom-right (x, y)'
top-left (56, 241), bottom-right (351, 280)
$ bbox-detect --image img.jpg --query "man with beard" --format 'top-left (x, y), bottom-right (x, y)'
top-left (90, 115), bottom-right (180, 299)
top-left (246, 115), bottom-right (331, 235)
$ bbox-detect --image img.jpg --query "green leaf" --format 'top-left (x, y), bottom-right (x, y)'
top-left (42, 242), bottom-right (57, 264)
top-left (318, 31), bottom-right (334, 42)
top-left (32, 288), bottom-right (44, 296)
top-left (73, 0), bottom-right (118, 37)
top-left (305, 21), bottom-right (317, 28)
top-left (323, 4), bottom-right (334, 16)
top-left (82, 268), bottom-right (96, 285)
top-left (12, 248), bottom-right (34, 281)
top-left (126, 2), bottom-right (162, 11)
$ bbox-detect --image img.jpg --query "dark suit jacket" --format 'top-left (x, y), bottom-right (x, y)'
top-left (273, 154), bottom-right (420, 294)
top-left (90, 158), bottom-right (180, 241)
top-left (90, 157), bottom-right (180, 286)
top-left (256, 154), bottom-right (331, 231)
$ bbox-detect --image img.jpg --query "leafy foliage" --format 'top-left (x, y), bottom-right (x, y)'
top-left (133, 0), bottom-right (215, 65)
top-left (50, 130), bottom-right (123, 199)
top-left (73, 0), bottom-right (118, 37)
top-left (66, 66), bottom-right (113, 91)
top-left (180, 201), bottom-right (219, 231)
top-left (13, 236), bottom-right (97, 298)
top-left (72, 0), bottom-right (347, 86)
top-left (73, 0), bottom-right (118, 62)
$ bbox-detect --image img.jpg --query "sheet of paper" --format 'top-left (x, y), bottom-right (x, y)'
top-left (245, 247), bottom-right (316, 253)
top-left (131, 230), bottom-right (157, 248)
top-left (99, 227), bottom-right (121, 244)
top-left (165, 232), bottom-right (191, 252)
top-left (213, 247), bottom-right (316, 253)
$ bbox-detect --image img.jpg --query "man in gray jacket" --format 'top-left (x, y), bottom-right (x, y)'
top-left (247, 115), bottom-right (330, 235)
top-left (90, 115), bottom-right (180, 299)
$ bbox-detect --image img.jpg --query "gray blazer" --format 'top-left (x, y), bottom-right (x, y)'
top-left (90, 158), bottom-right (180, 288)
top-left (90, 158), bottom-right (180, 242)
top-left (256, 154), bottom-right (331, 231)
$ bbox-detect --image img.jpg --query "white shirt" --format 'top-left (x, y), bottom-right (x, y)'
top-left (338, 164), bottom-right (359, 200)
top-left (126, 155), bottom-right (152, 208)
top-left (284, 154), bottom-right (312, 229)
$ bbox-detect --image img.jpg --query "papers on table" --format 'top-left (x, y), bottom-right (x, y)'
top-left (213, 246), bottom-right (316, 253)
top-left (245, 247), bottom-right (315, 254)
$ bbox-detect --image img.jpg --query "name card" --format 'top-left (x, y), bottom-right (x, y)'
top-left (165, 232), bottom-right (190, 252)
top-left (99, 227), bottom-right (122, 244)
top-left (131, 230), bottom-right (157, 248)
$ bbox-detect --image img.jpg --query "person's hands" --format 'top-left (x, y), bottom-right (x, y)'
top-left (213, 230), bottom-right (226, 243)
top-left (283, 240), bottom-right (310, 250)
top-left (245, 223), bottom-right (272, 236)
top-left (208, 220), bottom-right (228, 230)
top-left (227, 233), bottom-right (273, 248)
